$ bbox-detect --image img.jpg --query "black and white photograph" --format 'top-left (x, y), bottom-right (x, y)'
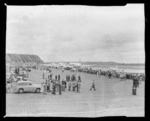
top-left (5, 4), bottom-right (145, 117)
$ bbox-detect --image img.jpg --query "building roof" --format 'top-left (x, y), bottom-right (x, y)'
top-left (6, 54), bottom-right (43, 63)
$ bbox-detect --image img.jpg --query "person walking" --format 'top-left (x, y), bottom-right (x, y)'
top-left (90, 80), bottom-right (96, 91)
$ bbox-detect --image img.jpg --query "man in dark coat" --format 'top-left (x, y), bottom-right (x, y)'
top-left (133, 76), bottom-right (138, 88)
top-left (90, 80), bottom-right (96, 91)
top-left (67, 76), bottom-right (71, 91)
top-left (78, 75), bottom-right (81, 82)
top-left (58, 74), bottom-right (60, 81)
top-left (58, 81), bottom-right (62, 95)
top-left (55, 75), bottom-right (57, 81)
top-left (50, 74), bottom-right (52, 80)
top-left (76, 75), bottom-right (81, 92)
top-left (47, 79), bottom-right (51, 92)
top-left (71, 75), bottom-right (74, 82)
top-left (52, 80), bottom-right (56, 95)
top-left (132, 76), bottom-right (138, 95)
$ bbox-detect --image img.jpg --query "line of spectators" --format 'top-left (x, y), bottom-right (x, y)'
top-left (78, 67), bottom-right (145, 81)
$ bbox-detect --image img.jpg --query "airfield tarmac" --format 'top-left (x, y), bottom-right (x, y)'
top-left (6, 68), bottom-right (145, 117)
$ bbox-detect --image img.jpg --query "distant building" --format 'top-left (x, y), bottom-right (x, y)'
top-left (6, 54), bottom-right (43, 63)
top-left (6, 54), bottom-right (43, 72)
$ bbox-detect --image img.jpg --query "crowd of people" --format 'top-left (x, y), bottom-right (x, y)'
top-left (78, 67), bottom-right (145, 82)
top-left (6, 64), bottom-right (145, 96)
top-left (39, 65), bottom-right (145, 95)
top-left (41, 70), bottom-right (82, 95)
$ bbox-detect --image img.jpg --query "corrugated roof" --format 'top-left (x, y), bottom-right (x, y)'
top-left (6, 54), bottom-right (43, 63)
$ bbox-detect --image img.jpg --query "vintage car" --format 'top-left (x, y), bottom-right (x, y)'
top-left (13, 81), bottom-right (42, 93)
top-left (64, 67), bottom-right (72, 70)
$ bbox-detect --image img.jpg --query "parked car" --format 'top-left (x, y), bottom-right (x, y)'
top-left (13, 81), bottom-right (42, 93)
top-left (64, 67), bottom-right (72, 70)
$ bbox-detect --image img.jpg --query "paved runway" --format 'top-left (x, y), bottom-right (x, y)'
top-left (6, 68), bottom-right (145, 117)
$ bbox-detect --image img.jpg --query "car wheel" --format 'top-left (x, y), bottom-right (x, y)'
top-left (36, 88), bottom-right (41, 93)
top-left (18, 88), bottom-right (24, 93)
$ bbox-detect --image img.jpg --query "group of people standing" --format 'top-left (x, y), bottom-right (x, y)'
top-left (42, 74), bottom-right (62, 95)
top-left (42, 71), bottom-right (82, 95)
top-left (66, 74), bottom-right (81, 92)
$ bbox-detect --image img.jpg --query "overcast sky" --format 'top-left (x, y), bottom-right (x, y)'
top-left (6, 4), bottom-right (145, 63)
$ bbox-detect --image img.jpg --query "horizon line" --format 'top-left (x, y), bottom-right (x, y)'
top-left (43, 61), bottom-right (145, 64)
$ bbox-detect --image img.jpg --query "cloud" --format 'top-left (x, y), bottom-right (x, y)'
top-left (6, 4), bottom-right (145, 63)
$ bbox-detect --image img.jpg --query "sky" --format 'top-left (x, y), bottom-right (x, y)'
top-left (6, 4), bottom-right (145, 63)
